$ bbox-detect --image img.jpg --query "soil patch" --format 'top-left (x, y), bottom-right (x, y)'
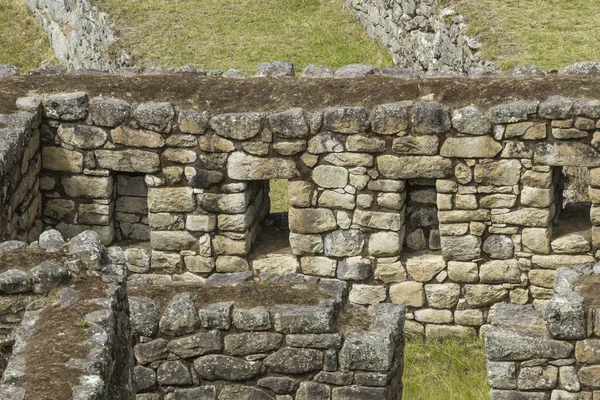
top-left (553, 202), bottom-right (592, 241)
top-left (336, 303), bottom-right (371, 334)
top-left (129, 281), bottom-right (326, 312)
top-left (3, 75), bottom-right (600, 115)
top-left (249, 213), bottom-right (292, 259)
top-left (0, 247), bottom-right (68, 274)
top-left (19, 276), bottom-right (107, 400)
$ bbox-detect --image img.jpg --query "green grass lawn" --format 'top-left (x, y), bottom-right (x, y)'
top-left (93, 0), bottom-right (392, 73)
top-left (456, 0), bottom-right (600, 71)
top-left (0, 0), bottom-right (57, 70)
top-left (403, 339), bottom-right (489, 400)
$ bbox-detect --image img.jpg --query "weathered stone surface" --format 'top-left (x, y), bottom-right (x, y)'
top-left (198, 302), bottom-right (233, 329)
top-left (331, 386), bottom-right (388, 400)
top-left (377, 155), bottom-right (452, 179)
top-left (389, 281), bottom-right (424, 307)
top-left (198, 192), bottom-right (249, 214)
top-left (95, 149), bottom-right (160, 173)
top-left (474, 160), bottom-right (521, 185)
top-left (535, 142), bottom-right (600, 167)
top-left (253, 255), bottom-right (299, 276)
top-left (256, 61), bottom-right (294, 76)
top-left (505, 122), bottom-right (547, 140)
top-left (296, 382), bottom-right (331, 400)
top-left (521, 186), bottom-right (554, 208)
top-left (150, 231), bottom-right (197, 251)
top-left (575, 339), bottom-right (600, 364)
top-left (405, 254), bottom-right (445, 282)
top-left (264, 347), bottom-right (323, 374)
top-left (157, 360), bottom-right (192, 386)
top-left (128, 297), bottom-right (159, 337)
top-left (447, 261), bottom-right (478, 283)
top-left (324, 230), bottom-right (365, 257)
top-left (370, 101), bottom-right (411, 135)
top-left (440, 136), bottom-right (503, 158)
top-left (531, 255), bottom-right (594, 269)
top-left (300, 256), bottom-right (337, 277)
top-left (392, 136), bottom-right (439, 155)
top-left (134, 102), bottom-right (175, 133)
top-left (312, 165), bottom-right (349, 188)
top-left (272, 305), bottom-right (333, 333)
top-left (210, 112), bottom-right (265, 140)
top-left (517, 365), bottom-right (558, 390)
top-left (0, 269), bottom-right (31, 294)
top-left (307, 132), bottom-right (344, 154)
top-left (353, 209), bottom-right (403, 231)
top-left (488, 361), bottom-right (517, 389)
top-left (412, 102), bottom-right (450, 134)
top-left (486, 328), bottom-right (574, 361)
top-left (491, 101), bottom-right (539, 124)
top-left (258, 377), bottom-right (299, 394)
top-left (30, 261), bottom-right (70, 294)
top-left (224, 332), bottom-right (283, 356)
top-left (178, 110), bottom-right (209, 134)
top-left (134, 365), bottom-right (156, 392)
top-left (62, 175), bottom-right (112, 199)
top-left (233, 307), bottom-right (271, 331)
top-left (346, 135), bottom-right (385, 153)
top-left (542, 293), bottom-right (586, 339)
top-left (289, 208), bottom-right (337, 234)
top-left (134, 339), bottom-right (168, 364)
top-left (539, 96), bottom-right (573, 119)
top-left (464, 285), bottom-right (508, 307)
top-left (522, 228), bottom-right (552, 254)
top-left (452, 105), bottom-right (490, 135)
top-left (425, 283), bottom-right (460, 308)
top-left (324, 153), bottom-right (373, 168)
top-left (111, 126), bottom-right (165, 148)
top-left (44, 92), bottom-right (88, 120)
top-left (323, 107), bottom-right (368, 133)
top-left (489, 390), bottom-right (547, 400)
top-left (480, 260), bottom-right (521, 284)
top-left (148, 187), bottom-right (195, 212)
top-left (193, 355), bottom-right (264, 381)
top-left (491, 208), bottom-right (553, 227)
top-left (349, 284), bottom-right (386, 304)
top-left (159, 293), bottom-right (199, 336)
top-left (335, 64), bottom-right (378, 78)
top-left (551, 234), bottom-right (590, 254)
top-left (227, 151), bottom-right (298, 180)
top-left (42, 147), bottom-right (83, 173)
top-left (441, 235), bottom-right (481, 261)
top-left (302, 64), bottom-right (335, 78)
top-left (368, 231), bottom-right (401, 256)
top-left (269, 108), bottom-right (309, 138)
top-left (340, 331), bottom-right (393, 371)
top-left (578, 365), bottom-right (600, 388)
top-left (483, 235), bottom-right (515, 260)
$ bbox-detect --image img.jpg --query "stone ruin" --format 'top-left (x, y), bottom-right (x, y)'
top-left (3, 69), bottom-right (600, 398)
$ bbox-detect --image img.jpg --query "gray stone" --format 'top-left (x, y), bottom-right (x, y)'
top-left (331, 386), bottom-right (388, 400)
top-left (165, 387), bottom-right (216, 400)
top-left (517, 365), bottom-right (558, 390)
top-left (134, 102), bottom-right (175, 133)
top-left (39, 229), bottom-right (66, 251)
top-left (256, 61), bottom-right (294, 77)
top-left (159, 293), bottom-right (199, 336)
top-left (193, 355), bottom-right (264, 381)
top-left (425, 283), bottom-right (460, 308)
top-left (370, 102), bottom-right (411, 135)
top-left (134, 339), bottom-right (168, 364)
top-left (337, 257), bottom-right (371, 280)
top-left (90, 97), bottom-right (131, 127)
top-left (296, 382), bottom-right (330, 400)
top-left (483, 235), bottom-right (515, 260)
top-left (474, 160), bottom-right (522, 185)
top-left (312, 165), bottom-right (349, 188)
top-left (264, 347), bottom-right (323, 374)
top-left (0, 64), bottom-right (19, 76)
top-left (441, 235), bottom-right (481, 261)
top-left (346, 135), bottom-right (385, 152)
top-left (489, 390), bottom-right (546, 400)
top-left (412, 102), bottom-right (450, 134)
top-left (210, 112), bottom-right (265, 140)
top-left (377, 155), bottom-right (452, 179)
top-left (307, 132), bottom-right (344, 154)
top-left (269, 108), bottom-right (309, 138)
top-left (30, 261), bottom-right (70, 294)
top-left (178, 110), bottom-right (209, 134)
top-left (323, 107), bottom-right (369, 133)
top-left (157, 360), bottom-right (192, 385)
top-left (534, 142), bottom-right (600, 167)
top-left (487, 361), bottom-right (517, 389)
top-left (198, 302), bottom-right (234, 329)
top-left (44, 92), bottom-right (88, 120)
top-left (134, 365), bottom-right (156, 392)
top-left (272, 304), bottom-right (333, 333)
top-left (539, 96), bottom-right (573, 119)
top-left (258, 377), bottom-right (299, 394)
top-left (58, 124), bottom-right (108, 149)
top-left (464, 285), bottom-right (508, 307)
top-left (324, 230), bottom-right (365, 257)
top-left (340, 331), bottom-right (393, 371)
top-left (452, 105), bottom-right (490, 135)
top-left (129, 297), bottom-right (159, 337)
top-left (289, 208), bottom-right (337, 234)
top-left (233, 307), bottom-right (271, 331)
top-left (542, 293), bottom-right (586, 339)
top-left (335, 64), bottom-right (378, 78)
top-left (486, 328), bottom-right (574, 361)
top-left (167, 331), bottom-right (223, 358)
top-left (95, 149), bottom-right (160, 173)
top-left (218, 386), bottom-right (273, 400)
top-left (491, 101), bottom-right (539, 124)
top-left (0, 269), bottom-right (31, 294)
top-left (302, 64), bottom-right (335, 78)
top-left (224, 332), bottom-right (283, 355)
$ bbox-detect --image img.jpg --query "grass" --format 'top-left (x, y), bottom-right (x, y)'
top-left (269, 179), bottom-right (290, 213)
top-left (92, 0), bottom-right (392, 73)
top-left (403, 339), bottom-right (489, 400)
top-left (0, 0), bottom-right (57, 70)
top-left (455, 0), bottom-right (600, 71)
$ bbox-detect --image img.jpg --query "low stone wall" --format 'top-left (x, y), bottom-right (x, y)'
top-left (0, 102), bottom-right (42, 242)
top-left (25, 0), bottom-right (121, 71)
top-left (128, 279), bottom-right (405, 399)
top-left (346, 0), bottom-right (492, 73)
top-left (0, 229), bottom-right (134, 399)
top-left (486, 264), bottom-right (600, 399)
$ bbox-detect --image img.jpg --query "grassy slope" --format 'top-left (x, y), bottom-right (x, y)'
top-left (456, 0), bottom-right (600, 71)
top-left (93, 0), bottom-right (392, 73)
top-left (404, 339), bottom-right (489, 400)
top-left (0, 0), bottom-right (57, 70)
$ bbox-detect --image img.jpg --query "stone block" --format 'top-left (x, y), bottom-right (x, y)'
top-left (405, 254), bottom-right (445, 282)
top-left (377, 155), bottom-right (452, 179)
top-left (62, 175), bottom-right (113, 199)
top-left (339, 331), bottom-right (394, 371)
top-left (464, 285), bottom-right (508, 307)
top-left (324, 230), bottom-right (364, 257)
top-left (193, 355), bottom-right (264, 381)
top-left (233, 307), bottom-right (271, 331)
top-left (42, 147), bottom-right (83, 173)
top-left (474, 160), bottom-right (521, 185)
top-left (323, 106), bottom-right (369, 133)
top-left (224, 332), bottom-right (283, 356)
top-left (134, 102), bottom-right (174, 133)
top-left (370, 101), bottom-right (411, 135)
top-left (424, 283), bottom-right (460, 308)
top-left (288, 208), bottom-right (337, 234)
top-left (301, 256), bottom-right (337, 277)
top-left (441, 235), bottom-right (481, 261)
top-left (95, 149), bottom-right (160, 173)
top-left (447, 261), bottom-right (478, 283)
top-left (349, 284), bottom-right (386, 305)
top-left (389, 281), bottom-right (424, 307)
top-left (264, 347), bottom-right (323, 374)
top-left (272, 305), bottom-right (333, 333)
top-left (441, 136), bottom-right (503, 158)
top-left (227, 151), bottom-right (299, 180)
top-left (44, 92), bottom-right (88, 120)
top-left (452, 105), bottom-right (491, 135)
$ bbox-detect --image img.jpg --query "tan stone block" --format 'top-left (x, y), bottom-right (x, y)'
top-left (42, 147), bottom-right (83, 173)
top-left (389, 281), bottom-right (424, 307)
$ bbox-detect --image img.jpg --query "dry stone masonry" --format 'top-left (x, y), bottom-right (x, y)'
top-left (486, 264), bottom-right (600, 400)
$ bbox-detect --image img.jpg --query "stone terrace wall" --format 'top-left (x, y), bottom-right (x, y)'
top-left (22, 91), bottom-right (600, 341)
top-left (346, 0), bottom-right (492, 73)
top-left (0, 229), bottom-right (134, 399)
top-left (485, 265), bottom-right (600, 400)
top-left (25, 0), bottom-right (120, 71)
top-left (129, 281), bottom-right (405, 399)
top-left (0, 103), bottom-right (43, 242)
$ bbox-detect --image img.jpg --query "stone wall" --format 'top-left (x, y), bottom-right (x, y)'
top-left (0, 229), bottom-right (134, 399)
top-left (22, 89), bottom-right (600, 340)
top-left (346, 0), bottom-right (492, 73)
top-left (25, 0), bottom-right (121, 71)
top-left (0, 103), bottom-right (42, 242)
top-left (129, 280), bottom-right (405, 399)
top-left (485, 265), bottom-right (600, 399)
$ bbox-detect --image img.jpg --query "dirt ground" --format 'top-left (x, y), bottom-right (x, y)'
top-left (2, 74), bottom-right (600, 115)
